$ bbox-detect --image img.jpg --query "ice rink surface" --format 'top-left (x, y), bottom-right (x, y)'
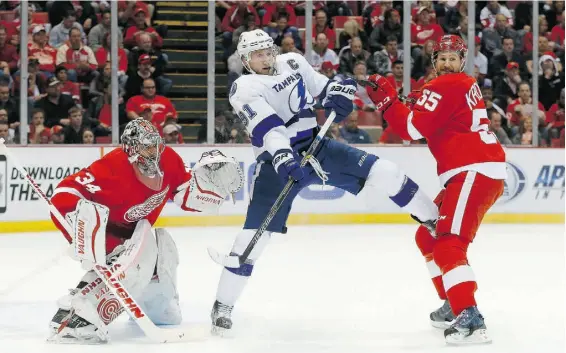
top-left (0, 224), bottom-right (563, 353)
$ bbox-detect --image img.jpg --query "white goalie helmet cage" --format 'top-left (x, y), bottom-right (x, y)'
top-left (237, 29), bottom-right (278, 74)
top-left (121, 119), bottom-right (165, 178)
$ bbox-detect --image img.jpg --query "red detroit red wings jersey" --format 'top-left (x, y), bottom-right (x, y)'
top-left (385, 73), bottom-right (507, 185)
top-left (51, 147), bottom-right (191, 246)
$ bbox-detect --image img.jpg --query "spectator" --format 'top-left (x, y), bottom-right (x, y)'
top-left (280, 36), bottom-right (302, 54)
top-left (493, 62), bottom-right (523, 108)
top-left (374, 35), bottom-right (404, 76)
top-left (454, 15), bottom-right (469, 43)
top-left (539, 53), bottom-right (565, 110)
top-left (443, 0), bottom-right (467, 34)
top-left (0, 121), bottom-right (11, 144)
top-left (0, 25), bottom-right (18, 75)
top-left (88, 9), bottom-right (123, 52)
top-left (506, 81), bottom-right (546, 134)
top-left (50, 125), bottom-right (65, 144)
top-left (319, 61), bottom-right (336, 80)
top-left (523, 15), bottom-right (552, 55)
top-left (480, 1), bottom-right (513, 29)
top-left (338, 37), bottom-right (376, 76)
top-left (232, 14), bottom-right (258, 52)
top-left (526, 38), bottom-right (556, 76)
top-left (56, 27), bottom-right (98, 84)
top-left (369, 8), bottom-right (402, 52)
top-left (412, 39), bottom-right (434, 80)
top-left (542, 1), bottom-right (565, 29)
top-left (86, 83), bottom-right (127, 130)
top-left (125, 54), bottom-right (171, 100)
top-left (123, 8), bottom-right (163, 49)
top-left (0, 79), bottom-right (19, 127)
top-left (546, 88), bottom-right (565, 146)
top-left (488, 111), bottom-right (512, 145)
top-left (474, 36), bottom-right (488, 85)
top-left (482, 14), bottom-right (520, 58)
top-left (62, 106), bottom-right (88, 144)
top-left (28, 25), bottom-right (57, 75)
top-left (414, 62), bottom-right (436, 90)
top-left (411, 7), bottom-right (444, 59)
top-left (221, 2), bottom-right (260, 58)
top-left (55, 66), bottom-right (81, 104)
top-left (118, 1), bottom-right (152, 28)
top-left (163, 123), bottom-right (181, 144)
top-left (125, 78), bottom-right (178, 131)
top-left (95, 33), bottom-right (128, 90)
top-left (512, 116), bottom-right (543, 145)
top-left (307, 32), bottom-right (339, 72)
top-left (214, 110), bottom-right (232, 143)
top-left (340, 110), bottom-right (372, 144)
top-left (0, 108), bottom-right (15, 143)
top-left (13, 59), bottom-right (48, 109)
top-left (82, 128), bottom-right (95, 144)
top-left (312, 10), bottom-right (336, 50)
top-left (386, 60), bottom-right (417, 93)
top-left (28, 108), bottom-right (48, 144)
top-left (363, 0), bottom-right (393, 32)
top-left (351, 61), bottom-right (377, 112)
top-left (411, 0), bottom-right (437, 23)
top-left (327, 122), bottom-right (346, 143)
top-left (550, 11), bottom-right (565, 51)
top-left (89, 61), bottom-right (113, 98)
top-left (261, 1), bottom-right (297, 27)
top-left (339, 19), bottom-right (368, 50)
top-left (128, 33), bottom-right (169, 83)
top-left (482, 87), bottom-right (507, 120)
top-left (264, 13), bottom-right (302, 51)
top-left (489, 36), bottom-right (526, 78)
top-left (49, 10), bottom-right (86, 49)
top-left (34, 76), bottom-right (77, 127)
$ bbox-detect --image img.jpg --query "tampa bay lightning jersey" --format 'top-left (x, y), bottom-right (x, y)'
top-left (229, 52), bottom-right (330, 160)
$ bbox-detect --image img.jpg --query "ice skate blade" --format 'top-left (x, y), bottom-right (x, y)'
top-left (431, 320), bottom-right (453, 329)
top-left (445, 328), bottom-right (492, 345)
top-left (46, 333), bottom-right (108, 345)
top-left (211, 325), bottom-right (233, 338)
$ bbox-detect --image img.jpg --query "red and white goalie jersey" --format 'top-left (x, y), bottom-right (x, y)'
top-left (383, 72), bottom-right (507, 185)
top-left (51, 147), bottom-right (191, 253)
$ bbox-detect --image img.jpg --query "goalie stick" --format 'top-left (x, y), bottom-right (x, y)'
top-left (207, 110), bottom-right (337, 268)
top-left (0, 138), bottom-right (191, 343)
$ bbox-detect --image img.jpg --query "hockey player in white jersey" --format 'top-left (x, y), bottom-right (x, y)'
top-left (211, 29), bottom-right (439, 333)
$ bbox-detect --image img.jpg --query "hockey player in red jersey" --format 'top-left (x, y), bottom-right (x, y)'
top-left (366, 35), bottom-right (506, 345)
top-left (47, 119), bottom-right (244, 343)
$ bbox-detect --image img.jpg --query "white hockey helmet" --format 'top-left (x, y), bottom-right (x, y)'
top-left (237, 29), bottom-right (277, 74)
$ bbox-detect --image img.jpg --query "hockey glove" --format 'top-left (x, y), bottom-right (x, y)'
top-left (272, 149), bottom-right (304, 182)
top-left (322, 79), bottom-right (357, 123)
top-left (365, 74), bottom-right (398, 113)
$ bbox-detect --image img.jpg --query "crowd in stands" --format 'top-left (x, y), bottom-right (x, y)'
top-left (0, 0), bottom-right (182, 145)
top-left (0, 1), bottom-right (563, 147)
top-left (222, 0), bottom-right (565, 147)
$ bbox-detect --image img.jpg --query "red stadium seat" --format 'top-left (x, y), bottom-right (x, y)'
top-left (32, 12), bottom-right (48, 23)
top-left (0, 11), bottom-right (15, 22)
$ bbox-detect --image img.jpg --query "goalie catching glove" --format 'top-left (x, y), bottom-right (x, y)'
top-left (174, 150), bottom-right (244, 213)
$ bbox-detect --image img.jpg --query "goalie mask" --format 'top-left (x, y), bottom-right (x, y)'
top-left (237, 29), bottom-right (278, 75)
top-left (121, 119), bottom-right (165, 178)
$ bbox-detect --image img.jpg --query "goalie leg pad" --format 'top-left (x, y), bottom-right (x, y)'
top-left (49, 220), bottom-right (158, 342)
top-left (66, 199), bottom-right (109, 270)
top-left (137, 228), bottom-right (182, 325)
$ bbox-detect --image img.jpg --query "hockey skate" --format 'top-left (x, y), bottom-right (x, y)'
top-left (211, 300), bottom-right (233, 336)
top-left (444, 306), bottom-right (492, 345)
top-left (430, 300), bottom-right (455, 329)
top-left (48, 308), bottom-right (108, 344)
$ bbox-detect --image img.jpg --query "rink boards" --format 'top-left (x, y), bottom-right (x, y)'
top-left (0, 145), bottom-right (563, 232)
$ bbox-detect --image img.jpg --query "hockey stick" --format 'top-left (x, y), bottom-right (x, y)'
top-left (0, 139), bottom-right (190, 343)
top-left (207, 110), bottom-right (337, 268)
